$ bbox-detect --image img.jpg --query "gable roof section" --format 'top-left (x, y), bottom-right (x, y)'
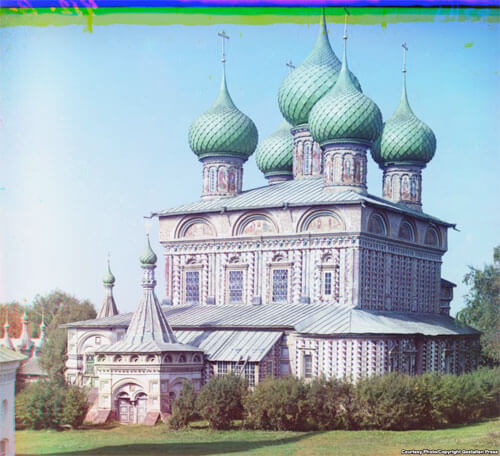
top-left (63, 304), bottom-right (478, 337)
top-left (175, 330), bottom-right (282, 362)
top-left (152, 177), bottom-right (453, 227)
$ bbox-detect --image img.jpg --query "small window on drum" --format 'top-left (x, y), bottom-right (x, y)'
top-left (193, 354), bottom-right (201, 363)
top-left (178, 355), bottom-right (186, 363)
top-left (164, 355), bottom-right (172, 363)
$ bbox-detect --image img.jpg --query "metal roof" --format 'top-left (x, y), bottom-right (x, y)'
top-left (63, 304), bottom-right (478, 337)
top-left (175, 330), bottom-right (282, 362)
top-left (152, 177), bottom-right (452, 226)
top-left (297, 309), bottom-right (480, 336)
top-left (0, 346), bottom-right (26, 363)
top-left (18, 356), bottom-right (47, 377)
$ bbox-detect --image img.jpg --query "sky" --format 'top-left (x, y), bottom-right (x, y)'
top-left (1, 9), bottom-right (499, 316)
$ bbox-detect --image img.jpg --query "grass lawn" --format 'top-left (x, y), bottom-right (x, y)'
top-left (16, 419), bottom-right (500, 456)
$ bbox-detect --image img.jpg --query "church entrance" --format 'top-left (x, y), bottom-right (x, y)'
top-left (115, 387), bottom-right (148, 424)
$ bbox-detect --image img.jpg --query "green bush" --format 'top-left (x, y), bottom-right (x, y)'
top-left (16, 380), bottom-right (65, 430)
top-left (353, 373), bottom-right (442, 430)
top-left (434, 368), bottom-right (500, 425)
top-left (16, 379), bottom-right (88, 430)
top-left (307, 377), bottom-right (355, 430)
top-left (195, 374), bottom-right (247, 430)
top-left (244, 376), bottom-right (310, 431)
top-left (169, 381), bottom-right (198, 429)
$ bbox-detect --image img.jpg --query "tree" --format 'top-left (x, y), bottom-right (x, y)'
top-left (195, 374), bottom-right (247, 430)
top-left (457, 246), bottom-right (500, 364)
top-left (169, 381), bottom-right (198, 429)
top-left (36, 290), bottom-right (96, 379)
top-left (0, 302), bottom-right (25, 338)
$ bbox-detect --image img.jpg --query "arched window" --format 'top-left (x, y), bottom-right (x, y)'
top-left (97, 355), bottom-right (106, 362)
top-left (130, 355), bottom-right (139, 363)
top-left (164, 355), bottom-right (173, 363)
top-left (367, 213), bottom-right (387, 236)
top-left (398, 220), bottom-right (415, 242)
top-left (113, 355), bottom-right (123, 363)
top-left (424, 227), bottom-right (439, 247)
top-left (178, 355), bottom-right (186, 363)
top-left (193, 355), bottom-right (201, 363)
top-left (147, 355), bottom-right (156, 363)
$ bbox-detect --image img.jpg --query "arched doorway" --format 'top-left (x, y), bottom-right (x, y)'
top-left (114, 383), bottom-right (148, 424)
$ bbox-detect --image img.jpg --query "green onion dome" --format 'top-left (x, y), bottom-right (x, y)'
top-left (309, 40), bottom-right (382, 146)
top-left (140, 235), bottom-right (157, 266)
top-left (103, 260), bottom-right (115, 286)
top-left (189, 69), bottom-right (258, 161)
top-left (371, 73), bottom-right (436, 166)
top-left (278, 14), bottom-right (361, 127)
top-left (255, 120), bottom-right (294, 178)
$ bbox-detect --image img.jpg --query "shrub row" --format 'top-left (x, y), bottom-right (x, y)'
top-left (170, 368), bottom-right (500, 431)
top-left (16, 379), bottom-right (88, 430)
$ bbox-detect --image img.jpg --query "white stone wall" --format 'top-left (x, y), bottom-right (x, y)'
top-left (292, 335), bottom-right (480, 380)
top-left (0, 361), bottom-right (20, 456)
top-left (94, 351), bottom-right (203, 420)
top-left (160, 204), bottom-right (447, 312)
top-left (65, 327), bottom-right (126, 386)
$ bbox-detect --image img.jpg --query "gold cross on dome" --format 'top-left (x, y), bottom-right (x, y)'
top-left (218, 30), bottom-right (230, 65)
top-left (402, 42), bottom-right (408, 73)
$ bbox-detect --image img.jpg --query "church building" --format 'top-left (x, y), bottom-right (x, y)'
top-left (63, 15), bottom-right (480, 425)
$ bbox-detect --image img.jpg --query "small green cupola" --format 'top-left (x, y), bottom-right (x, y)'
top-left (278, 12), bottom-right (360, 128)
top-left (309, 21), bottom-right (382, 194)
top-left (371, 62), bottom-right (436, 167)
top-left (102, 258), bottom-right (116, 286)
top-left (140, 234), bottom-right (157, 266)
top-left (189, 31), bottom-right (258, 199)
top-left (374, 44), bottom-right (436, 211)
top-left (98, 256), bottom-right (119, 318)
top-left (188, 69), bottom-right (258, 161)
top-left (309, 30), bottom-right (382, 146)
top-left (255, 120), bottom-right (294, 184)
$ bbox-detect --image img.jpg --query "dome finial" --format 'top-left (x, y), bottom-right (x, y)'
top-left (140, 233), bottom-right (157, 266)
top-left (103, 253), bottom-right (116, 286)
top-left (395, 42), bottom-right (414, 118)
top-left (286, 60), bottom-right (295, 75)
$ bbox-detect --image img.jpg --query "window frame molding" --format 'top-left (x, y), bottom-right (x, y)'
top-left (266, 261), bottom-right (293, 304)
top-left (182, 263), bottom-right (203, 306)
top-left (223, 263), bottom-right (248, 306)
